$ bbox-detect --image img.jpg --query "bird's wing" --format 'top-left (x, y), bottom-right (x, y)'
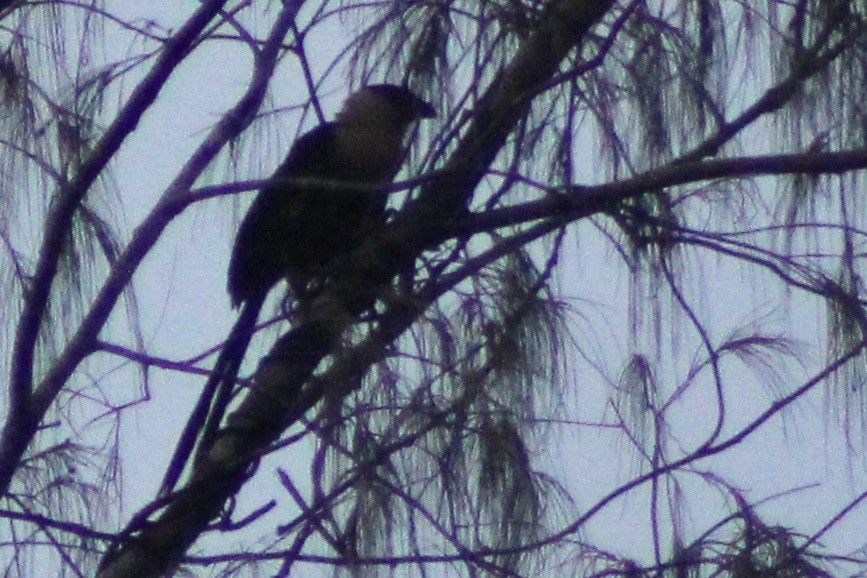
top-left (273, 122), bottom-right (340, 178)
top-left (227, 124), bottom-right (341, 305)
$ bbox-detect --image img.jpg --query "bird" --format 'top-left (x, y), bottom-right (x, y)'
top-left (228, 83), bottom-right (437, 307)
top-left (160, 85), bottom-right (435, 496)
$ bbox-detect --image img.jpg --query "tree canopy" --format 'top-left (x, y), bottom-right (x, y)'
top-left (0, 1), bottom-right (866, 576)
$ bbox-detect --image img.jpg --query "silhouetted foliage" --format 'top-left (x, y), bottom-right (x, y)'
top-left (0, 1), bottom-right (866, 577)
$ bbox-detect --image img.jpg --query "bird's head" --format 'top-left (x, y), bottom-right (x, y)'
top-left (332, 84), bottom-right (436, 182)
top-left (337, 84), bottom-right (436, 130)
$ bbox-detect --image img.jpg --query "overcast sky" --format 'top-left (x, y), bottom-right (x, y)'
top-left (17, 2), bottom-right (866, 575)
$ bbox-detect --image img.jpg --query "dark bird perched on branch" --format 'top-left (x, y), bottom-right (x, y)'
top-left (229, 84), bottom-right (436, 306)
top-left (160, 85), bottom-right (435, 496)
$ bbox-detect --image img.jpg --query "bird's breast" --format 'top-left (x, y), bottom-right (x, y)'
top-left (334, 123), bottom-right (405, 183)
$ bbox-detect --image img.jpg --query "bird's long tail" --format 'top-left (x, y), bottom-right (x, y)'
top-left (159, 295), bottom-right (264, 497)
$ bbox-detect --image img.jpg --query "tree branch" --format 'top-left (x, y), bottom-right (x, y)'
top-left (1, 0), bottom-right (231, 498)
top-left (94, 4), bottom-right (303, 577)
top-left (457, 147), bottom-right (867, 236)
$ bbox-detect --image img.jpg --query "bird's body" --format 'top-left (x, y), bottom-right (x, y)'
top-left (160, 85), bottom-right (434, 496)
top-left (228, 84), bottom-right (436, 307)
